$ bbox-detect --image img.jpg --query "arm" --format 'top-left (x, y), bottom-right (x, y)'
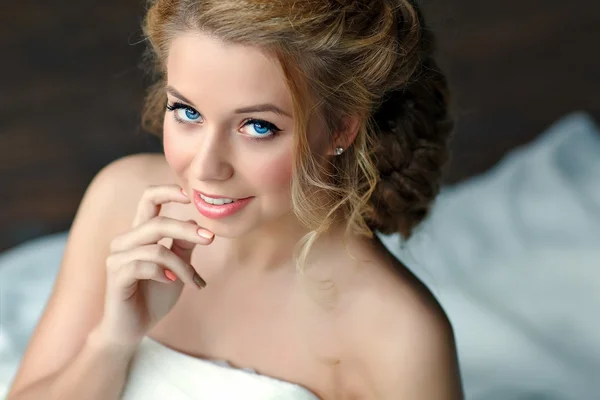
top-left (10, 329), bottom-right (137, 400)
top-left (337, 268), bottom-right (464, 400)
top-left (7, 154), bottom-right (160, 400)
top-left (360, 301), bottom-right (464, 399)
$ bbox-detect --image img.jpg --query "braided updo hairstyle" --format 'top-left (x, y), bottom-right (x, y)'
top-left (142, 0), bottom-right (453, 273)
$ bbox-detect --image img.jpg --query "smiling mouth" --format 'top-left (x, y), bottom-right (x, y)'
top-left (198, 193), bottom-right (237, 205)
top-left (194, 190), bottom-right (253, 205)
top-left (192, 190), bottom-right (254, 219)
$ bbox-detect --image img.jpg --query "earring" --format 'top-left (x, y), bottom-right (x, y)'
top-left (334, 147), bottom-right (344, 155)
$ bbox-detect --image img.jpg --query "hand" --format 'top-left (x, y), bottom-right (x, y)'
top-left (96, 184), bottom-right (213, 348)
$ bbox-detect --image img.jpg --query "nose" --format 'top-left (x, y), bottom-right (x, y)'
top-left (190, 126), bottom-right (234, 182)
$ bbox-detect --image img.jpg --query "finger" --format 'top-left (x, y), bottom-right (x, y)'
top-left (170, 219), bottom-right (204, 261)
top-left (171, 220), bottom-right (207, 288)
top-left (111, 217), bottom-right (213, 253)
top-left (109, 244), bottom-right (203, 288)
top-left (131, 184), bottom-right (190, 228)
top-left (112, 260), bottom-right (177, 290)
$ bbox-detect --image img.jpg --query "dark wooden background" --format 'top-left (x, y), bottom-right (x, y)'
top-left (1, 0), bottom-right (599, 252)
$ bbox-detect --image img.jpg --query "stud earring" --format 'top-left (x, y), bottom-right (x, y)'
top-left (334, 147), bottom-right (344, 155)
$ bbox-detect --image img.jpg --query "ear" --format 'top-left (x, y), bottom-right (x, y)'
top-left (329, 114), bottom-right (361, 155)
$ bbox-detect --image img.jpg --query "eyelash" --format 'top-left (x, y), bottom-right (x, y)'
top-left (165, 102), bottom-right (282, 141)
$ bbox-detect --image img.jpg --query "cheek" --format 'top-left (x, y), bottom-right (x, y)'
top-left (252, 147), bottom-right (294, 192)
top-left (162, 125), bottom-right (189, 173)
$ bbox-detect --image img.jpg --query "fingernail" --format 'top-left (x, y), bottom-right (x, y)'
top-left (180, 188), bottom-right (188, 197)
top-left (164, 269), bottom-right (177, 281)
top-left (197, 229), bottom-right (214, 240)
top-left (193, 272), bottom-right (206, 289)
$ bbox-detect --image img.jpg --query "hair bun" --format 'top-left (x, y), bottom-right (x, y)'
top-left (366, 53), bottom-right (454, 237)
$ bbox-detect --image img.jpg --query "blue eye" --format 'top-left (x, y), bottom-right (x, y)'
top-left (166, 102), bottom-right (282, 140)
top-left (242, 119), bottom-right (282, 139)
top-left (166, 102), bottom-right (202, 123)
top-left (182, 108), bottom-right (200, 121)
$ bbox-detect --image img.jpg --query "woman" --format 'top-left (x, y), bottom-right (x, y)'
top-left (8, 0), bottom-right (462, 398)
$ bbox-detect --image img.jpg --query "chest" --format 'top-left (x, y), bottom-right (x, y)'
top-left (149, 252), bottom-right (342, 398)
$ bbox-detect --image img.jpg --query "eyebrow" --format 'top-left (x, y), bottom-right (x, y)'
top-left (166, 86), bottom-right (195, 105)
top-left (165, 85), bottom-right (292, 119)
top-left (235, 104), bottom-right (291, 119)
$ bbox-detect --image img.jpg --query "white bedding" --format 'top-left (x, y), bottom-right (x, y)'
top-left (1, 112), bottom-right (599, 399)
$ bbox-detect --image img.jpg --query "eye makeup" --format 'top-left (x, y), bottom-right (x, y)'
top-left (165, 101), bottom-right (283, 141)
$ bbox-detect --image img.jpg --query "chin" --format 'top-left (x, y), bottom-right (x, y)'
top-left (190, 213), bottom-right (252, 238)
top-left (203, 221), bottom-right (256, 238)
top-left (194, 208), bottom-right (292, 239)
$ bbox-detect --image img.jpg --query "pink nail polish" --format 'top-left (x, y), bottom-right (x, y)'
top-left (164, 270), bottom-right (177, 281)
top-left (197, 229), bottom-right (214, 240)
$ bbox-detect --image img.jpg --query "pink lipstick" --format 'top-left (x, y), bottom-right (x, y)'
top-left (192, 190), bottom-right (253, 219)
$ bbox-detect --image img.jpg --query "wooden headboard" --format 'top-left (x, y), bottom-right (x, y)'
top-left (1, 0), bottom-right (598, 252)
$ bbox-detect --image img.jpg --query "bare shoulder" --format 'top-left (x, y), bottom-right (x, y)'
top-left (98, 152), bottom-right (171, 192)
top-left (333, 236), bottom-right (464, 399)
top-left (93, 153), bottom-right (173, 218)
top-left (5, 152), bottom-right (172, 396)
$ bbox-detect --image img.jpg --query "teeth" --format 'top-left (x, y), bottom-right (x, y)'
top-left (200, 193), bottom-right (235, 205)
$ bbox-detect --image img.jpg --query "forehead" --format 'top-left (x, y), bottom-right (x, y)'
top-left (166, 32), bottom-right (292, 109)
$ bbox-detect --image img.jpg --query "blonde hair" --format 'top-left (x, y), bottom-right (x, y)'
top-left (141, 0), bottom-right (453, 278)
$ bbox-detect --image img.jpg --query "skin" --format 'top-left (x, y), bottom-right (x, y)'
top-left (144, 31), bottom-right (463, 399)
top-left (161, 31), bottom-right (330, 269)
top-left (6, 29), bottom-right (461, 400)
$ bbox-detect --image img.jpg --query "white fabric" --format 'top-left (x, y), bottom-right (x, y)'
top-left (378, 112), bottom-right (600, 399)
top-left (1, 112), bottom-right (599, 399)
top-left (121, 336), bottom-right (318, 399)
top-left (0, 231), bottom-right (69, 399)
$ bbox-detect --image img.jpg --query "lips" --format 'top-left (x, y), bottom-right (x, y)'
top-left (194, 189), bottom-right (239, 200)
top-left (192, 190), bottom-right (254, 219)
top-left (198, 193), bottom-right (236, 205)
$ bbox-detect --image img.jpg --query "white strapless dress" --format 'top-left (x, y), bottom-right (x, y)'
top-left (120, 336), bottom-right (319, 400)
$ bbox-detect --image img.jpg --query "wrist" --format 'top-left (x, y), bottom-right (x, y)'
top-left (87, 326), bottom-right (140, 360)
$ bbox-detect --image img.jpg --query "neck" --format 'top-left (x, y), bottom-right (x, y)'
top-left (211, 212), bottom-right (317, 273)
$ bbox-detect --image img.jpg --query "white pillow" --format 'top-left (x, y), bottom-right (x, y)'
top-left (378, 112), bottom-right (600, 399)
top-left (0, 231), bottom-right (68, 398)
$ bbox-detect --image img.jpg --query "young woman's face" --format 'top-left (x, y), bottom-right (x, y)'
top-left (163, 32), bottom-right (328, 236)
